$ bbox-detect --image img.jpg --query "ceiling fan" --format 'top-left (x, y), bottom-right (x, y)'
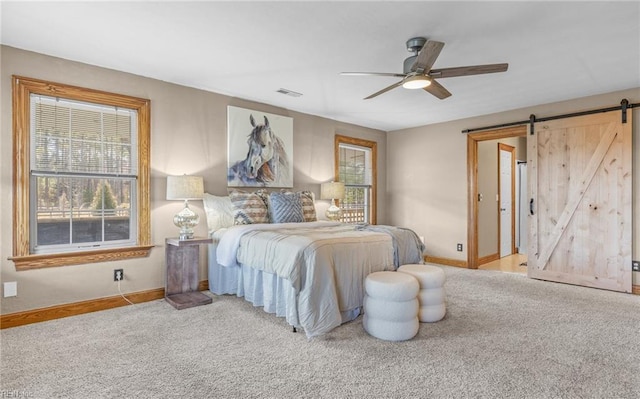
top-left (341, 37), bottom-right (508, 100)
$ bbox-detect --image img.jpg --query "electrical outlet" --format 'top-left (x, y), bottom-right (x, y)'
top-left (114, 269), bottom-right (124, 282)
top-left (632, 261), bottom-right (640, 272)
top-left (3, 282), bottom-right (17, 297)
top-left (457, 243), bottom-right (463, 252)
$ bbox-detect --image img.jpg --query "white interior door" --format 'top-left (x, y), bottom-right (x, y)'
top-left (499, 144), bottom-right (514, 258)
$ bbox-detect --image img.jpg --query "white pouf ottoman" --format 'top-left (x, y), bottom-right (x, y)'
top-left (397, 264), bottom-right (446, 322)
top-left (363, 271), bottom-right (420, 341)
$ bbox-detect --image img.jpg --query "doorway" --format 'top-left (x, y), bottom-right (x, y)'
top-left (467, 125), bottom-right (527, 269)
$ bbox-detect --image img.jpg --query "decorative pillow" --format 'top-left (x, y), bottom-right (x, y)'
top-left (229, 190), bottom-right (269, 225)
top-left (202, 193), bottom-right (234, 232)
top-left (278, 190), bottom-right (317, 222)
top-left (299, 191), bottom-right (317, 222)
top-left (269, 192), bottom-right (304, 223)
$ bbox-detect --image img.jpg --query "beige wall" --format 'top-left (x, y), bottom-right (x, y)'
top-left (0, 46), bottom-right (387, 314)
top-left (387, 87), bottom-right (640, 285)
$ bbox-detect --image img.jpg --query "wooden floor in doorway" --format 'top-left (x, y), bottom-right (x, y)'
top-left (478, 254), bottom-right (527, 274)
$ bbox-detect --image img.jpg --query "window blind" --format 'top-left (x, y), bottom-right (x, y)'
top-left (31, 95), bottom-right (137, 176)
top-left (339, 145), bottom-right (372, 185)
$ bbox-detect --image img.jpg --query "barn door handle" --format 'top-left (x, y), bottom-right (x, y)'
top-left (529, 198), bottom-right (535, 215)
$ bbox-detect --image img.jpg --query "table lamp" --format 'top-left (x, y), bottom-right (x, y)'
top-left (166, 175), bottom-right (204, 240)
top-left (320, 181), bottom-right (345, 221)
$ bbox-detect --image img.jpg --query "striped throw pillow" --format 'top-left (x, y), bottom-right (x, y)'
top-left (229, 190), bottom-right (269, 225)
top-left (299, 191), bottom-right (317, 222)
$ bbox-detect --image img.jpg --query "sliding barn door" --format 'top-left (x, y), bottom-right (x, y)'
top-left (527, 110), bottom-right (632, 292)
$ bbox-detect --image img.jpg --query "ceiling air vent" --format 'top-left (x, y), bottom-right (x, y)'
top-left (276, 88), bottom-right (303, 97)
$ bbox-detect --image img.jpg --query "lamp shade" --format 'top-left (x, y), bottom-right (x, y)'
top-left (320, 181), bottom-right (345, 200)
top-left (166, 175), bottom-right (204, 201)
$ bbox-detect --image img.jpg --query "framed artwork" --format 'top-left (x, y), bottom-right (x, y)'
top-left (227, 106), bottom-right (293, 188)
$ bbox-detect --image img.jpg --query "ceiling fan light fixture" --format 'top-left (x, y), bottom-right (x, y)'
top-left (402, 75), bottom-right (431, 89)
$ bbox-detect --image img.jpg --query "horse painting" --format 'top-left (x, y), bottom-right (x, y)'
top-left (228, 114), bottom-right (291, 187)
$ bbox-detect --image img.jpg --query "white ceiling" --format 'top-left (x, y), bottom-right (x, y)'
top-left (2, 1), bottom-right (639, 131)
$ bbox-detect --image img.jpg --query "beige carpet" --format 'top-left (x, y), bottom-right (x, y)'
top-left (2, 266), bottom-right (639, 398)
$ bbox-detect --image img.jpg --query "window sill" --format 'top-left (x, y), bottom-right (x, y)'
top-left (10, 245), bottom-right (154, 270)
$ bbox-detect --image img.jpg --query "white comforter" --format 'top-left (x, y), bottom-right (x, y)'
top-left (216, 221), bottom-right (395, 337)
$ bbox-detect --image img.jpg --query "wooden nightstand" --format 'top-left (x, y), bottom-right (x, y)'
top-left (165, 237), bottom-right (213, 309)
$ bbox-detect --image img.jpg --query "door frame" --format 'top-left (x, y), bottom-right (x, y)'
top-left (467, 125), bottom-right (526, 269)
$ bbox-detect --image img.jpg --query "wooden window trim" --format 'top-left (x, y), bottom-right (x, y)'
top-left (10, 76), bottom-right (152, 270)
top-left (334, 134), bottom-right (377, 224)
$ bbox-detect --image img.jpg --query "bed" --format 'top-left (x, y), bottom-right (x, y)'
top-left (204, 190), bottom-right (425, 338)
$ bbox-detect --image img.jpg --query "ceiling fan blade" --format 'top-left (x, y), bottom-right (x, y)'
top-left (424, 79), bottom-right (452, 100)
top-left (341, 72), bottom-right (407, 78)
top-left (410, 40), bottom-right (445, 72)
top-left (364, 80), bottom-right (404, 100)
top-left (429, 63), bottom-right (509, 79)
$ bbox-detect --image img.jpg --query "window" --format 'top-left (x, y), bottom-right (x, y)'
top-left (12, 76), bottom-right (152, 270)
top-left (335, 135), bottom-right (377, 224)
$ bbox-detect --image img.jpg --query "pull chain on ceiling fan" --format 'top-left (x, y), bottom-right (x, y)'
top-left (341, 37), bottom-right (509, 100)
